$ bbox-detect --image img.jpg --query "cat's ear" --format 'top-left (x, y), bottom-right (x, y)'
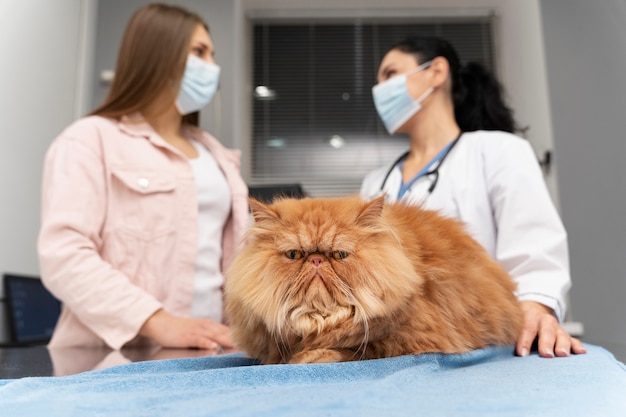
top-left (249, 198), bottom-right (279, 224)
top-left (356, 196), bottom-right (385, 227)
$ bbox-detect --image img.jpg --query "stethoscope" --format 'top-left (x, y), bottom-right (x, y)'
top-left (379, 131), bottom-right (463, 196)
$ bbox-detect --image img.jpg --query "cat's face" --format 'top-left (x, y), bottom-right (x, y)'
top-left (226, 196), bottom-right (423, 339)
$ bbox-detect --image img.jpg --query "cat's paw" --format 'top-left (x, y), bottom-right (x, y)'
top-left (288, 349), bottom-right (348, 364)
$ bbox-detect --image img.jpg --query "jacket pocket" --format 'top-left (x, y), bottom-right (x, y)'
top-left (110, 168), bottom-right (177, 239)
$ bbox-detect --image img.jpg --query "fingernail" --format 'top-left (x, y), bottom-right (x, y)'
top-left (544, 350), bottom-right (554, 358)
top-left (520, 348), bottom-right (529, 357)
top-left (560, 348), bottom-right (570, 357)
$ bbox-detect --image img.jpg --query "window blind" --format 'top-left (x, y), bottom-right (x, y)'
top-left (251, 18), bottom-right (494, 198)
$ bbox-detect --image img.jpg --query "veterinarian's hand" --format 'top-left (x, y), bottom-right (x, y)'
top-left (516, 301), bottom-right (586, 358)
top-left (139, 309), bottom-right (235, 350)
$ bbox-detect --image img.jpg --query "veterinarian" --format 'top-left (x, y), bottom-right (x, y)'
top-left (38, 3), bottom-right (248, 351)
top-left (360, 36), bottom-right (586, 359)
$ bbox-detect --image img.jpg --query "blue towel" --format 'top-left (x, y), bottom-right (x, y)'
top-left (1, 344), bottom-right (625, 416)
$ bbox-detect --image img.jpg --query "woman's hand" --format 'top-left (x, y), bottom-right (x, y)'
top-left (139, 309), bottom-right (235, 350)
top-left (516, 301), bottom-right (586, 358)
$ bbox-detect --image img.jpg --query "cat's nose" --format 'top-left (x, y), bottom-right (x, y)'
top-left (309, 255), bottom-right (323, 267)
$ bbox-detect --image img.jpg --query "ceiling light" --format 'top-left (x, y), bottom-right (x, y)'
top-left (254, 85), bottom-right (277, 100)
top-left (329, 135), bottom-right (345, 149)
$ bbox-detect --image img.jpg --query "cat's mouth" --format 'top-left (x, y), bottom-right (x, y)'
top-left (308, 273), bottom-right (330, 293)
top-left (302, 271), bottom-right (337, 309)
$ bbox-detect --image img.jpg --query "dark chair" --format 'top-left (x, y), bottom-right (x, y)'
top-left (248, 183), bottom-right (307, 204)
top-left (2, 273), bottom-right (61, 346)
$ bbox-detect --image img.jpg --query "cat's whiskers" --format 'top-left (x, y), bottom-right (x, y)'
top-left (278, 284), bottom-right (301, 326)
top-left (335, 279), bottom-right (370, 360)
top-left (272, 286), bottom-right (301, 363)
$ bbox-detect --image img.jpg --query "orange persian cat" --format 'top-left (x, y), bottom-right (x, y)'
top-left (224, 196), bottom-right (523, 364)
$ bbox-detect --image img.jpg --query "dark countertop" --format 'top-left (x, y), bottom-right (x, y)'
top-left (0, 345), bottom-right (56, 379)
top-left (0, 344), bottom-right (236, 379)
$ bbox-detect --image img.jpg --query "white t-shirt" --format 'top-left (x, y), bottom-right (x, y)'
top-left (360, 130), bottom-right (570, 322)
top-left (188, 140), bottom-right (232, 321)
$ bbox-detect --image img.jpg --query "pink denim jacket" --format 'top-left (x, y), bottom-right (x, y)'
top-left (38, 115), bottom-right (249, 349)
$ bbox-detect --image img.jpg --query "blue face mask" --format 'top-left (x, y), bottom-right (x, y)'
top-left (176, 54), bottom-right (220, 115)
top-left (372, 61), bottom-right (433, 134)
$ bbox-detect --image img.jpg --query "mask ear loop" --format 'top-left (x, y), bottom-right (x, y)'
top-left (407, 61), bottom-right (435, 104)
top-left (409, 60), bottom-right (433, 74)
top-left (414, 86), bottom-right (434, 103)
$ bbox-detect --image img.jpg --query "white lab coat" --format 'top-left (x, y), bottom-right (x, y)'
top-left (360, 130), bottom-right (570, 322)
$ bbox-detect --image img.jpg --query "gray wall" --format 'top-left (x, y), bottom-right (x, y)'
top-left (0, 0), bottom-right (83, 276)
top-left (541, 0), bottom-right (626, 359)
top-left (0, 0), bottom-right (92, 343)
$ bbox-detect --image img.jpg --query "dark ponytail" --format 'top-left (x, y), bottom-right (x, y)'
top-left (388, 36), bottom-right (523, 134)
top-left (455, 62), bottom-right (521, 133)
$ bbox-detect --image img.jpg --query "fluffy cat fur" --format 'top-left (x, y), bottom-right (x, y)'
top-left (224, 196), bottom-right (523, 364)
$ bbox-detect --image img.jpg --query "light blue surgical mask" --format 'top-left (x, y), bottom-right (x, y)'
top-left (372, 60), bottom-right (433, 134)
top-left (176, 54), bottom-right (220, 115)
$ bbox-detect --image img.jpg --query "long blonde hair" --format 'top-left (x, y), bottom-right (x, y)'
top-left (91, 3), bottom-right (207, 126)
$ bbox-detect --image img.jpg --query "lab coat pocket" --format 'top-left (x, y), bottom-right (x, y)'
top-left (110, 168), bottom-right (177, 240)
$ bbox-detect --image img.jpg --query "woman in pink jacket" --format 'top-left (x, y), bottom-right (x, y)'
top-left (38, 3), bottom-right (248, 351)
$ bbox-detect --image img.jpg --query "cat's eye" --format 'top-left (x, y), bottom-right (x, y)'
top-left (330, 251), bottom-right (348, 260)
top-left (285, 250), bottom-right (304, 260)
